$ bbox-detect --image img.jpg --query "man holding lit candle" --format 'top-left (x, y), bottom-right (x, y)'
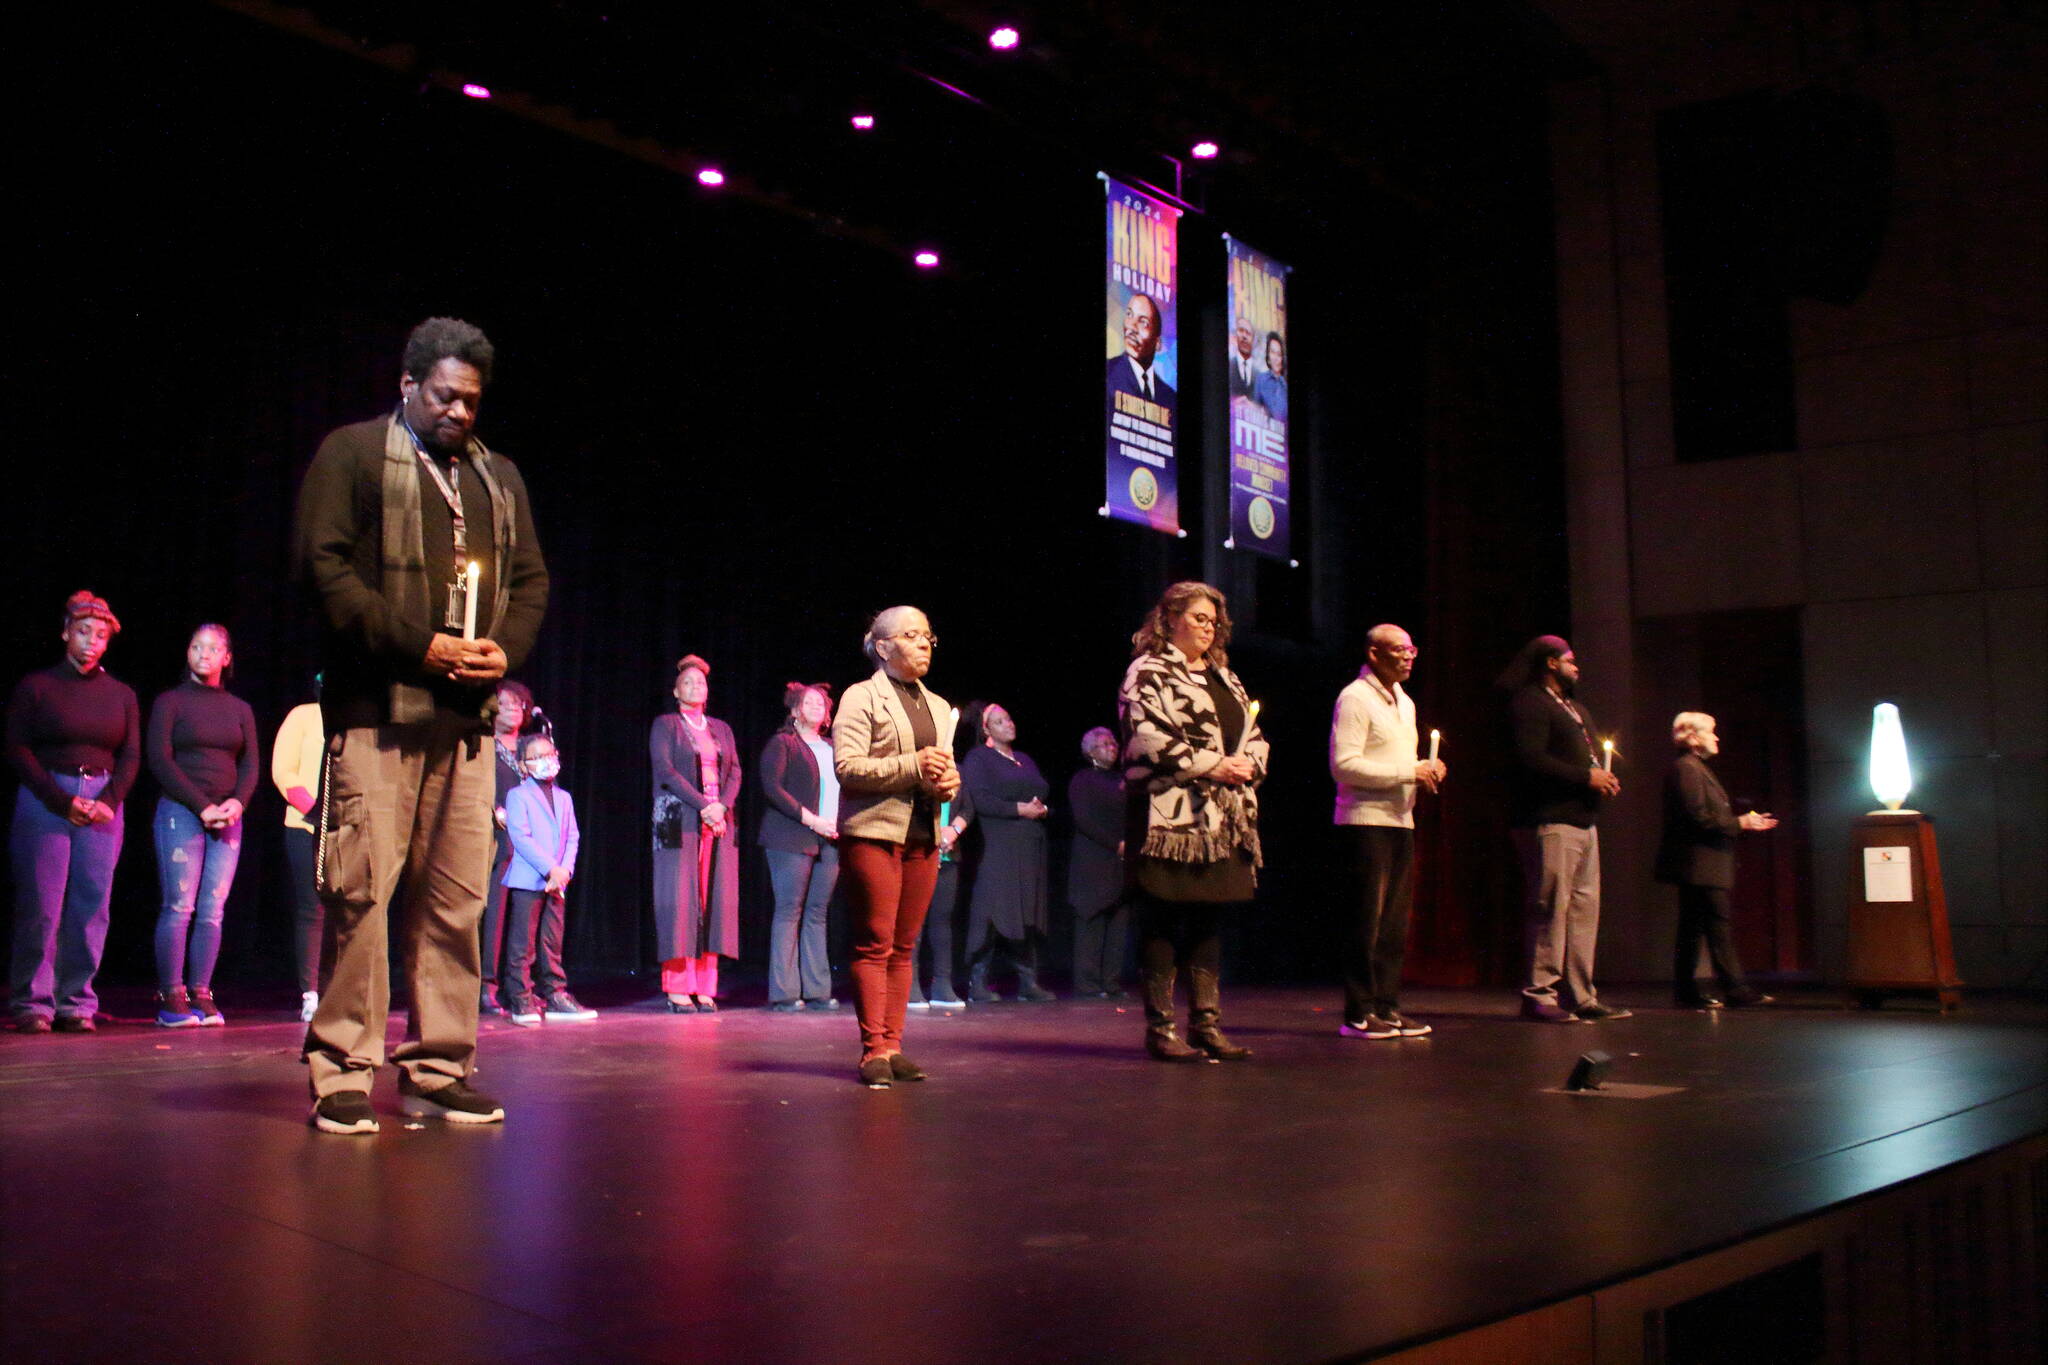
top-left (1330, 625), bottom-right (1445, 1039)
top-left (1499, 635), bottom-right (1626, 1023)
top-left (292, 317), bottom-right (550, 1133)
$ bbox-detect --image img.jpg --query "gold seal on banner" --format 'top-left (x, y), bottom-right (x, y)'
top-left (1129, 467), bottom-right (1159, 511)
top-left (1248, 495), bottom-right (1276, 539)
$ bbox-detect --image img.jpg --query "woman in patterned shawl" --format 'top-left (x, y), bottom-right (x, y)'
top-left (1117, 581), bottom-right (1268, 1061)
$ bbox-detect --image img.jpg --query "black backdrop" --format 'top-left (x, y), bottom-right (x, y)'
top-left (8, 5), bottom-right (1567, 995)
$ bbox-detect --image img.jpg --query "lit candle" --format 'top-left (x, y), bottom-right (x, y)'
top-left (1235, 699), bottom-right (1262, 757)
top-left (1428, 729), bottom-right (1441, 763)
top-left (462, 561), bottom-right (480, 641)
top-left (1601, 738), bottom-right (1614, 771)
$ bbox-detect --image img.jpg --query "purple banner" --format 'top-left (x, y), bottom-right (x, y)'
top-left (1102, 176), bottom-right (1180, 534)
top-left (1224, 235), bottom-right (1291, 559)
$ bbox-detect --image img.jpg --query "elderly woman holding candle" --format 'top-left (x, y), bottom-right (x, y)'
top-left (834, 606), bottom-right (958, 1088)
top-left (1657, 712), bottom-right (1778, 1009)
top-left (650, 654), bottom-right (741, 1012)
top-left (1119, 581), bottom-right (1267, 1062)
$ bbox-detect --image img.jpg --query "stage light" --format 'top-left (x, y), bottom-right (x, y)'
top-left (1869, 702), bottom-right (1913, 812)
top-left (913, 250), bottom-right (940, 268)
top-left (988, 26), bottom-right (1020, 50)
top-left (850, 114), bottom-right (876, 130)
top-left (460, 83), bottom-right (492, 100)
top-left (1191, 141), bottom-right (1220, 159)
top-left (697, 168), bottom-right (726, 187)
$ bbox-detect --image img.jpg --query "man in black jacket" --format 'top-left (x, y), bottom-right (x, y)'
top-left (1501, 635), bottom-right (1626, 1023)
top-left (292, 317), bottom-right (550, 1134)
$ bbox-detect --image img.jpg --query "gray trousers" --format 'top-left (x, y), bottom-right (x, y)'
top-left (304, 723), bottom-right (493, 1097)
top-left (1515, 823), bottom-right (1602, 1009)
top-left (765, 845), bottom-right (838, 1004)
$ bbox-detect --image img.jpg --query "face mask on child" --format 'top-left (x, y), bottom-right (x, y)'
top-left (527, 757), bottom-right (561, 781)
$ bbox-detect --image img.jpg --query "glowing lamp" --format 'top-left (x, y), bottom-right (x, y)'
top-left (460, 83), bottom-right (492, 100)
top-left (913, 250), bottom-right (940, 268)
top-left (850, 114), bottom-right (876, 130)
top-left (1191, 141), bottom-right (1220, 159)
top-left (988, 26), bottom-right (1020, 50)
top-left (696, 168), bottom-right (726, 187)
top-left (1869, 702), bottom-right (1913, 812)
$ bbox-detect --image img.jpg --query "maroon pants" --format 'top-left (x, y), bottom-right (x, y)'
top-left (842, 837), bottom-right (939, 1058)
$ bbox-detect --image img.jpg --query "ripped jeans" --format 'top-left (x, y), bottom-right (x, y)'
top-left (153, 798), bottom-right (242, 991)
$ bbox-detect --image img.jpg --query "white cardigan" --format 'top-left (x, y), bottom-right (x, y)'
top-left (1329, 672), bottom-right (1420, 828)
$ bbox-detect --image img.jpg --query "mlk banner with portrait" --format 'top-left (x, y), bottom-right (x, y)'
top-left (1223, 235), bottom-right (1291, 559)
top-left (1102, 175), bottom-right (1181, 534)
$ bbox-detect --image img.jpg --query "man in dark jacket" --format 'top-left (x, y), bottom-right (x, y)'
top-left (1501, 635), bottom-right (1625, 1023)
top-left (1657, 711), bottom-right (1777, 1008)
top-left (292, 317), bottom-right (549, 1134)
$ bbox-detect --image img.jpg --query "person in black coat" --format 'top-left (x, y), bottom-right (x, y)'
top-left (757, 682), bottom-right (842, 1011)
top-left (1500, 634), bottom-right (1626, 1023)
top-left (961, 702), bottom-right (1056, 1002)
top-left (1656, 712), bottom-right (1779, 1008)
top-left (1068, 726), bottom-right (1129, 998)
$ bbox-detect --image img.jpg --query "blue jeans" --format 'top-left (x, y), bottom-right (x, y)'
top-left (152, 798), bottom-right (242, 991)
top-left (765, 844), bottom-right (838, 1004)
top-left (8, 773), bottom-right (123, 1021)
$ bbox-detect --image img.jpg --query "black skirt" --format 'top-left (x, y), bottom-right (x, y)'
top-left (1133, 850), bottom-right (1256, 904)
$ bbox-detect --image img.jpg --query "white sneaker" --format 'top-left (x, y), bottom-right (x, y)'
top-left (908, 1000), bottom-right (932, 1011)
top-left (1338, 1015), bottom-right (1401, 1039)
top-left (542, 992), bottom-right (598, 1022)
top-left (300, 992), bottom-right (319, 1023)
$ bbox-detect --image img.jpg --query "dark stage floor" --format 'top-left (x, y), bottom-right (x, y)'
top-left (4, 985), bottom-right (2044, 1365)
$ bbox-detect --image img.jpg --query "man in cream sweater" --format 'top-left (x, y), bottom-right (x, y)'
top-left (1329, 624), bottom-right (1446, 1039)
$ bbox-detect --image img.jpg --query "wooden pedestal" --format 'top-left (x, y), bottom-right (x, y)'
top-left (1846, 811), bottom-right (1963, 1012)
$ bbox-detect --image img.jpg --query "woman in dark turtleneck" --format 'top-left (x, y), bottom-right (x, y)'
top-left (6, 591), bottom-right (140, 1033)
top-left (146, 624), bottom-right (259, 1027)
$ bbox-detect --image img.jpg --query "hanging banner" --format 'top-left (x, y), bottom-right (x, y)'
top-left (1224, 235), bottom-right (1291, 559)
top-left (1102, 175), bottom-right (1181, 534)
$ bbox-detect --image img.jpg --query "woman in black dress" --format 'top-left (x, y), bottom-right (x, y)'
top-left (649, 655), bottom-right (742, 1012)
top-left (961, 702), bottom-right (1056, 1002)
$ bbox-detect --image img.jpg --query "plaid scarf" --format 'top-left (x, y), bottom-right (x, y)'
top-left (379, 415), bottom-right (518, 724)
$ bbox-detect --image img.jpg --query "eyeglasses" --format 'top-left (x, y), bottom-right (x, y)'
top-left (889, 631), bottom-right (939, 647)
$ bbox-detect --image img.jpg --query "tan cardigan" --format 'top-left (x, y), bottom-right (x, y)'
top-left (832, 669), bottom-right (955, 844)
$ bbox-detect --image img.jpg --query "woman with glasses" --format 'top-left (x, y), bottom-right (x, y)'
top-left (1118, 581), bottom-right (1267, 1062)
top-left (832, 607), bottom-right (959, 1087)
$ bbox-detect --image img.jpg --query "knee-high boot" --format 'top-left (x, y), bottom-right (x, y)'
top-left (1142, 968), bottom-right (1204, 1062)
top-left (1187, 967), bottom-right (1251, 1060)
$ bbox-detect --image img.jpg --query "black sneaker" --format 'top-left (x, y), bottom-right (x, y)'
top-left (1520, 1000), bottom-right (1581, 1024)
top-left (1386, 1012), bottom-right (1434, 1037)
top-left (52, 1014), bottom-right (96, 1033)
top-left (398, 1077), bottom-right (505, 1124)
top-left (13, 1013), bottom-right (52, 1034)
top-left (1575, 1002), bottom-right (1633, 1021)
top-left (888, 1053), bottom-right (929, 1082)
top-left (188, 986), bottom-right (225, 1026)
top-left (310, 1091), bottom-right (380, 1135)
top-left (767, 1000), bottom-right (804, 1013)
top-left (504, 996), bottom-right (542, 1027)
top-left (857, 1056), bottom-right (893, 1088)
top-left (542, 991), bottom-right (597, 1022)
top-left (1339, 1015), bottom-right (1401, 1039)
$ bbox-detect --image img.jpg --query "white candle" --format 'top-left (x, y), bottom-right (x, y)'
top-left (462, 561), bottom-right (480, 641)
top-left (1602, 738), bottom-right (1614, 771)
top-left (1428, 729), bottom-right (1441, 763)
top-left (1235, 699), bottom-right (1261, 757)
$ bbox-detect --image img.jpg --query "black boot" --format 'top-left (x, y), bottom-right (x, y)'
top-left (966, 954), bottom-right (1002, 1004)
top-left (1142, 968), bottom-right (1204, 1062)
top-left (1187, 968), bottom-right (1252, 1060)
top-left (1014, 938), bottom-right (1056, 1002)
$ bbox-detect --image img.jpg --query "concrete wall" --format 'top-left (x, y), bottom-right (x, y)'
top-left (1549, 16), bottom-right (2045, 987)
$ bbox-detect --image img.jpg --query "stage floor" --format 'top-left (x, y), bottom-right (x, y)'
top-left (4, 985), bottom-right (2044, 1365)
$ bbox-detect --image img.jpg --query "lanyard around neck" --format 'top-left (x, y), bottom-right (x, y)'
top-left (401, 411), bottom-right (469, 560)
